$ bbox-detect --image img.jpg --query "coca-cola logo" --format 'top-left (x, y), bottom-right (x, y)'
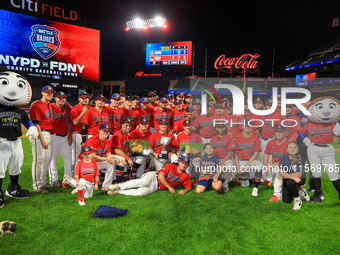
top-left (214, 53), bottom-right (260, 69)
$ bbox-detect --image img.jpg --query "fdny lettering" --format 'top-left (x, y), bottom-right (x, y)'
top-left (310, 127), bottom-right (332, 137)
top-left (237, 142), bottom-right (255, 150)
top-left (154, 113), bottom-right (172, 122)
top-left (166, 172), bottom-right (181, 185)
top-left (52, 112), bottom-right (70, 121)
top-left (44, 109), bottom-right (53, 120)
top-left (96, 148), bottom-right (108, 157)
top-left (93, 115), bottom-right (109, 125)
top-left (199, 120), bottom-right (215, 128)
top-left (80, 167), bottom-right (94, 176)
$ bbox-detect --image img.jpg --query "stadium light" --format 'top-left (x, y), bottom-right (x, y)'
top-left (125, 16), bottom-right (167, 31)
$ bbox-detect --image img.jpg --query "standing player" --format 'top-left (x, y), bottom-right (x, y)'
top-left (234, 123), bottom-right (262, 187)
top-left (107, 156), bottom-right (192, 197)
top-left (81, 95), bottom-right (109, 142)
top-left (149, 119), bottom-right (177, 171)
top-left (110, 119), bottom-right (134, 183)
top-left (129, 118), bottom-right (152, 178)
top-left (70, 91), bottom-right (90, 170)
top-left (222, 101), bottom-right (242, 138)
top-left (153, 97), bottom-right (174, 132)
top-left (192, 103), bottom-right (217, 143)
top-left (252, 125), bottom-right (289, 198)
top-left (105, 93), bottom-right (125, 134)
top-left (29, 85), bottom-right (55, 193)
top-left (192, 98), bottom-right (201, 120)
top-left (138, 97), bottom-right (153, 130)
top-left (49, 91), bottom-right (72, 187)
top-left (173, 99), bottom-right (186, 127)
top-left (123, 95), bottom-right (140, 131)
top-left (281, 104), bottom-right (300, 142)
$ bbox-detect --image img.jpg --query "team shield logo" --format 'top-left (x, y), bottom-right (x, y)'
top-left (30, 25), bottom-right (61, 60)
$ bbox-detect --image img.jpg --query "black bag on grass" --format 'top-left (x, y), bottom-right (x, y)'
top-left (92, 205), bottom-right (127, 218)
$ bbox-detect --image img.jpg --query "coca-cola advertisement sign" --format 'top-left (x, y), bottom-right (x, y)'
top-left (214, 53), bottom-right (260, 69)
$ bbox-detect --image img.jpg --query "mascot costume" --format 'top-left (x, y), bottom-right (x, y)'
top-left (0, 70), bottom-right (38, 208)
top-left (299, 96), bottom-right (340, 203)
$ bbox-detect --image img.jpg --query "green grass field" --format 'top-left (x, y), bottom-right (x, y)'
top-left (1, 138), bottom-right (340, 254)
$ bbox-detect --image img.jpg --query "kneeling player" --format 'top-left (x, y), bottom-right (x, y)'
top-left (107, 156), bottom-right (192, 196)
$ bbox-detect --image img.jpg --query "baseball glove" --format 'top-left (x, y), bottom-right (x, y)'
top-left (0, 221), bottom-right (16, 237)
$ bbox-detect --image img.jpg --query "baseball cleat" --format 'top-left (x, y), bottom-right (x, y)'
top-left (264, 181), bottom-right (272, 186)
top-left (5, 184), bottom-right (30, 199)
top-left (78, 198), bottom-right (85, 206)
top-left (62, 174), bottom-right (69, 189)
top-left (71, 188), bottom-right (78, 195)
top-left (269, 195), bottom-right (282, 202)
top-left (252, 187), bottom-right (258, 197)
top-left (311, 194), bottom-right (324, 203)
top-left (293, 197), bottom-right (302, 210)
top-left (37, 187), bottom-right (48, 193)
top-left (222, 184), bottom-right (229, 192)
top-left (298, 188), bottom-right (310, 201)
top-left (107, 184), bottom-right (120, 195)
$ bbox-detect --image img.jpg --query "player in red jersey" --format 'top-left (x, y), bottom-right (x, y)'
top-left (153, 97), bottom-right (174, 132)
top-left (81, 95), bottom-right (109, 140)
top-left (73, 146), bottom-right (99, 206)
top-left (234, 123), bottom-right (262, 188)
top-left (129, 118), bottom-right (152, 179)
top-left (106, 93), bottom-right (125, 133)
top-left (252, 125), bottom-right (290, 199)
top-left (123, 94), bottom-right (140, 131)
top-left (29, 85), bottom-right (55, 193)
top-left (281, 104), bottom-right (301, 142)
top-left (147, 92), bottom-right (158, 133)
top-left (222, 101), bottom-right (242, 138)
top-left (184, 94), bottom-right (193, 108)
top-left (107, 156), bottom-right (192, 197)
top-left (149, 119), bottom-right (177, 171)
top-left (192, 98), bottom-right (201, 120)
top-left (132, 95), bottom-right (139, 109)
top-left (241, 99), bottom-right (262, 136)
top-left (70, 91), bottom-right (90, 171)
top-left (49, 91), bottom-right (72, 187)
top-left (110, 119), bottom-right (133, 183)
top-left (192, 103), bottom-right (217, 143)
top-left (138, 97), bottom-right (153, 130)
top-left (173, 99), bottom-right (186, 127)
top-left (166, 94), bottom-right (175, 110)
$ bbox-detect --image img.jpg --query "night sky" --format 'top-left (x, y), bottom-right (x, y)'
top-left (59, 0), bottom-right (340, 80)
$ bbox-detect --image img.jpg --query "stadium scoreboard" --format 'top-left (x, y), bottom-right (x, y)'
top-left (146, 41), bottom-right (192, 67)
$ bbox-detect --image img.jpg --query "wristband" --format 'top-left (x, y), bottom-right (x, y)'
top-left (95, 181), bottom-right (98, 185)
top-left (123, 155), bottom-right (130, 161)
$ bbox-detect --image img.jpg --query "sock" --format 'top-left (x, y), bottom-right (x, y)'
top-left (314, 178), bottom-right (322, 196)
top-left (116, 175), bottom-right (122, 183)
top-left (9, 175), bottom-right (19, 186)
top-left (78, 190), bottom-right (84, 201)
top-left (332, 179), bottom-right (340, 195)
top-left (0, 178), bottom-right (3, 190)
top-left (254, 178), bottom-right (261, 188)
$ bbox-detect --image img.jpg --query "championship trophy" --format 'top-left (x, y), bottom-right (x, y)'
top-left (159, 136), bottom-right (171, 159)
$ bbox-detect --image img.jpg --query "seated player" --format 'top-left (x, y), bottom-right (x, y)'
top-left (279, 142), bottom-right (306, 210)
top-left (196, 143), bottom-right (225, 194)
top-left (107, 156), bottom-right (192, 197)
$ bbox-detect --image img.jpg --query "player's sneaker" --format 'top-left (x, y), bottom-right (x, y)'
top-left (62, 174), bottom-right (69, 189)
top-left (37, 187), bottom-right (48, 193)
top-left (293, 197), bottom-right (302, 210)
top-left (264, 181), bottom-right (272, 186)
top-left (298, 188), bottom-right (310, 201)
top-left (252, 187), bottom-right (258, 197)
top-left (222, 183), bottom-right (229, 192)
top-left (5, 184), bottom-right (30, 199)
top-left (235, 179), bottom-right (241, 185)
top-left (51, 181), bottom-right (61, 187)
top-left (0, 190), bottom-right (5, 208)
top-left (311, 191), bottom-right (324, 203)
top-left (107, 184), bottom-right (120, 195)
top-left (269, 195), bottom-right (281, 201)
top-left (240, 179), bottom-right (250, 187)
top-left (78, 197), bottom-right (85, 206)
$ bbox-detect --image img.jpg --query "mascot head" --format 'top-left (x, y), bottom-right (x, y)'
top-left (0, 71), bottom-right (32, 106)
top-left (307, 96), bottom-right (340, 123)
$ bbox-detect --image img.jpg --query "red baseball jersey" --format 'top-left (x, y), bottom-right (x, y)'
top-left (149, 132), bottom-right (176, 154)
top-left (221, 114), bottom-right (242, 137)
top-left (110, 130), bottom-right (129, 155)
top-left (70, 104), bottom-right (91, 133)
top-left (260, 112), bottom-right (282, 138)
top-left (29, 100), bottom-right (53, 130)
top-left (281, 114), bottom-right (301, 142)
top-left (176, 132), bottom-right (202, 149)
top-left (210, 134), bottom-right (236, 159)
top-left (241, 113), bottom-right (262, 135)
top-left (104, 106), bottom-right (125, 132)
top-left (123, 107), bottom-right (140, 131)
top-left (264, 139), bottom-right (289, 164)
top-left (74, 159), bottom-right (100, 183)
top-left (192, 113), bottom-right (218, 138)
top-left (299, 122), bottom-right (335, 145)
top-left (173, 108), bottom-right (186, 124)
top-left (81, 107), bottom-right (110, 135)
top-left (129, 128), bottom-right (152, 139)
top-left (138, 107), bottom-right (153, 124)
top-left (158, 163), bottom-right (192, 190)
top-left (50, 104), bottom-right (71, 135)
top-left (153, 108), bottom-right (174, 131)
top-left (84, 134), bottom-right (111, 157)
top-left (235, 133), bottom-right (262, 160)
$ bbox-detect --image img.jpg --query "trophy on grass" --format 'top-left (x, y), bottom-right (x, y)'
top-left (159, 136), bottom-right (171, 160)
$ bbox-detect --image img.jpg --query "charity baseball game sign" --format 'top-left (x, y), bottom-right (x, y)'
top-left (0, 9), bottom-right (99, 88)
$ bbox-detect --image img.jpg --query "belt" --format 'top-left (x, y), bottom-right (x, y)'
top-left (240, 158), bottom-right (249, 161)
top-left (313, 144), bottom-right (328, 147)
top-left (261, 136), bottom-right (274, 141)
top-left (2, 137), bottom-right (18, 141)
top-left (51, 133), bottom-right (68, 137)
top-left (41, 129), bottom-right (50, 132)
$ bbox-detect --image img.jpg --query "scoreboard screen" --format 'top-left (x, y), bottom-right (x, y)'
top-left (146, 41), bottom-right (192, 67)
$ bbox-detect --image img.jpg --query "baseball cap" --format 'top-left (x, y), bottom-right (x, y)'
top-left (140, 117), bottom-right (149, 124)
top-left (254, 97), bottom-right (263, 103)
top-left (185, 94), bottom-right (192, 98)
top-left (166, 94), bottom-right (174, 98)
top-left (148, 92), bottom-right (156, 97)
top-left (95, 95), bottom-right (107, 101)
top-left (159, 97), bottom-right (167, 103)
top-left (179, 155), bottom-right (190, 164)
top-left (265, 99), bottom-right (273, 105)
top-left (159, 119), bottom-right (168, 125)
top-left (79, 91), bottom-right (90, 98)
top-left (111, 93), bottom-right (121, 99)
top-left (140, 97), bottom-right (149, 103)
top-left (174, 99), bottom-right (182, 105)
top-left (42, 85), bottom-right (56, 93)
top-left (177, 92), bottom-right (185, 98)
top-left (183, 120), bottom-right (191, 126)
top-left (185, 106), bottom-right (193, 112)
top-left (225, 101), bottom-right (233, 107)
top-left (133, 95), bottom-right (140, 100)
top-left (122, 117), bottom-right (133, 125)
top-left (275, 124), bottom-right (287, 131)
top-left (99, 124), bottom-right (110, 131)
top-left (125, 94), bottom-right (133, 100)
top-left (81, 146), bottom-right (93, 154)
top-left (55, 91), bottom-right (67, 99)
top-left (193, 98), bottom-right (201, 105)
